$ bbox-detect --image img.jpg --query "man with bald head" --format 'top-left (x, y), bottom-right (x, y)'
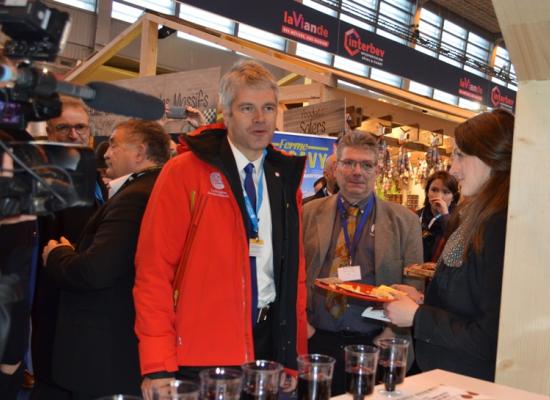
top-left (304, 153), bottom-right (338, 204)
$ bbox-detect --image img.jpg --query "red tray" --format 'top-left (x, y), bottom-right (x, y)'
top-left (314, 279), bottom-right (394, 303)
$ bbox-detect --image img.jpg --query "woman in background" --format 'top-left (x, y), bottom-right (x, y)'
top-left (386, 109), bottom-right (514, 381)
top-left (418, 171), bottom-right (460, 262)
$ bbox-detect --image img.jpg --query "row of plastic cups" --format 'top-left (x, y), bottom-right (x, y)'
top-left (96, 338), bottom-right (408, 400)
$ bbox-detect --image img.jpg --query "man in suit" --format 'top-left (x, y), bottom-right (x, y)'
top-left (41, 120), bottom-right (171, 399)
top-left (303, 130), bottom-right (423, 395)
top-left (303, 153), bottom-right (338, 204)
top-left (32, 98), bottom-right (106, 400)
top-left (133, 60), bottom-right (307, 399)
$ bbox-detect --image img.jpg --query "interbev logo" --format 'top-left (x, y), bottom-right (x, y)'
top-left (343, 29), bottom-right (386, 66)
top-left (491, 86), bottom-right (515, 110)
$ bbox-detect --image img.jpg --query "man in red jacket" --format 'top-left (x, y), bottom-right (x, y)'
top-left (134, 60), bottom-right (308, 398)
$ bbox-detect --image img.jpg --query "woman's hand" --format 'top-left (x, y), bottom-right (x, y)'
top-left (392, 284), bottom-right (424, 304)
top-left (384, 293), bottom-right (419, 328)
top-left (431, 198), bottom-right (449, 215)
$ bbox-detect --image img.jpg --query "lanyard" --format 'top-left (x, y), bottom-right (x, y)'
top-left (337, 193), bottom-right (375, 264)
top-left (243, 150), bottom-right (267, 236)
top-left (419, 209), bottom-right (442, 229)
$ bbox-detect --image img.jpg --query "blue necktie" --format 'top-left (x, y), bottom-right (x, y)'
top-left (95, 182), bottom-right (105, 205)
top-left (244, 163), bottom-right (259, 325)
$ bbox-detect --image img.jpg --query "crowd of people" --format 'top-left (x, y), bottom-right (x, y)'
top-left (0, 59), bottom-right (515, 400)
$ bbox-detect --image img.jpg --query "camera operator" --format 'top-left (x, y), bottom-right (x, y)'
top-left (31, 98), bottom-right (107, 400)
top-left (0, 130), bottom-right (37, 400)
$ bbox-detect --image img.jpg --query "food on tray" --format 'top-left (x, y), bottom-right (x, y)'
top-left (404, 262), bottom-right (437, 278)
top-left (368, 284), bottom-right (406, 299)
top-left (336, 283), bottom-right (405, 300)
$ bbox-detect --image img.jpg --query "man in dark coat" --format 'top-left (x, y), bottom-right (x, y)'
top-left (41, 120), bottom-right (170, 399)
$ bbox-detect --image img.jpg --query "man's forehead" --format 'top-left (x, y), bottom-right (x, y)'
top-left (233, 86), bottom-right (276, 104)
top-left (340, 146), bottom-right (376, 160)
top-left (109, 128), bottom-right (124, 142)
top-left (54, 106), bottom-right (89, 122)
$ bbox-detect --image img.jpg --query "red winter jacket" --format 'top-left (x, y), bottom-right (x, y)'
top-left (134, 125), bottom-right (307, 375)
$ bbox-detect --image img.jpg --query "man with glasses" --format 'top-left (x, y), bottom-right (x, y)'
top-left (32, 98), bottom-right (104, 399)
top-left (302, 130), bottom-right (423, 395)
top-left (46, 98), bottom-right (91, 145)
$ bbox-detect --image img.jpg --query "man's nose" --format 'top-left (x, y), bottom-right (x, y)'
top-left (253, 109), bottom-right (266, 123)
top-left (68, 128), bottom-right (79, 140)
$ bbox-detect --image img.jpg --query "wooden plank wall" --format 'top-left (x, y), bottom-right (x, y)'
top-left (493, 0), bottom-right (550, 394)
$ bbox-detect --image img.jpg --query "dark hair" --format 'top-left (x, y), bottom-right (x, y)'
top-left (114, 119), bottom-right (171, 164)
top-left (336, 130), bottom-right (378, 162)
top-left (95, 140), bottom-right (109, 169)
top-left (423, 170), bottom-right (460, 208)
top-left (454, 109), bottom-right (514, 255)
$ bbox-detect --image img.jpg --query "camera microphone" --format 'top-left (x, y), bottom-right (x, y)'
top-left (84, 82), bottom-right (165, 120)
top-left (11, 65), bottom-right (166, 120)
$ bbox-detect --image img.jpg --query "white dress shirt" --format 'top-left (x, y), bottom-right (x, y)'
top-left (107, 173), bottom-right (131, 198)
top-left (228, 139), bottom-right (276, 308)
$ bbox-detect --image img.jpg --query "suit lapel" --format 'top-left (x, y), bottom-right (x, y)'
top-left (313, 196), bottom-right (338, 280)
top-left (264, 161), bottom-right (283, 289)
top-left (374, 199), bottom-right (390, 285)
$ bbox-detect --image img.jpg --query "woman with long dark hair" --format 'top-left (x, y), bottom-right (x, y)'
top-left (418, 171), bottom-right (460, 262)
top-left (386, 109), bottom-right (514, 381)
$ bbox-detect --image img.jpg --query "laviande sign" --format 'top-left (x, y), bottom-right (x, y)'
top-left (181, 0), bottom-right (515, 111)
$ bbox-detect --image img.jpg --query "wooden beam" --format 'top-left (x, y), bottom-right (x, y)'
top-left (493, 0), bottom-right (550, 81)
top-left (279, 83), bottom-right (323, 104)
top-left (492, 0), bottom-right (550, 395)
top-left (65, 17), bottom-right (143, 84)
top-left (139, 18), bottom-right (159, 77)
top-left (278, 73), bottom-right (301, 86)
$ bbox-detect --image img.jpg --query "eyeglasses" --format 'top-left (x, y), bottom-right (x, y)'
top-left (337, 159), bottom-right (376, 173)
top-left (53, 123), bottom-right (89, 136)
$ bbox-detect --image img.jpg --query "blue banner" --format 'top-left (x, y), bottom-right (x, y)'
top-left (272, 131), bottom-right (337, 197)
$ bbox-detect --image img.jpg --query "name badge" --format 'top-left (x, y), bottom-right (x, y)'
top-left (338, 265), bottom-right (361, 281)
top-left (249, 238), bottom-right (264, 258)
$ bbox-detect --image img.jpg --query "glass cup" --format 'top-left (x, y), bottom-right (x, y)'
top-left (241, 360), bottom-right (283, 400)
top-left (376, 338), bottom-right (409, 397)
top-left (152, 380), bottom-right (199, 400)
top-left (296, 354), bottom-right (336, 400)
top-left (200, 367), bottom-right (243, 400)
top-left (344, 345), bottom-right (379, 400)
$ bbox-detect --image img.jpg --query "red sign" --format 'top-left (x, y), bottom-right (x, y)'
top-left (343, 28), bottom-right (386, 66)
top-left (282, 9), bottom-right (330, 48)
top-left (491, 86), bottom-right (515, 110)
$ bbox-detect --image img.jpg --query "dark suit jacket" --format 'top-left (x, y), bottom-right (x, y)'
top-left (32, 176), bottom-right (106, 386)
top-left (45, 169), bottom-right (160, 397)
top-left (303, 188), bottom-right (327, 205)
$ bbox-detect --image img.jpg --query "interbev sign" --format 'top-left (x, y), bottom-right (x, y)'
top-left (183, 0), bottom-right (515, 111)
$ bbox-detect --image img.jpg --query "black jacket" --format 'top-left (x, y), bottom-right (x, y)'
top-left (45, 169), bottom-right (161, 397)
top-left (413, 212), bottom-right (507, 381)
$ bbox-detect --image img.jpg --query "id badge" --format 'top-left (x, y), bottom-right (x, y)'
top-left (338, 265), bottom-right (361, 281)
top-left (249, 238), bottom-right (264, 258)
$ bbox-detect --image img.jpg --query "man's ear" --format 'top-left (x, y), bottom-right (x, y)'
top-left (135, 143), bottom-right (147, 163)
